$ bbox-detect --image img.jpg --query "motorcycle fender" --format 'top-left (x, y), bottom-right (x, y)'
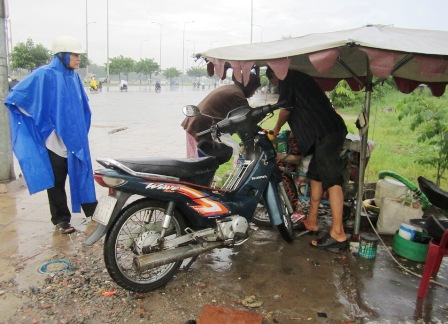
top-left (85, 191), bottom-right (132, 246)
top-left (263, 178), bottom-right (283, 226)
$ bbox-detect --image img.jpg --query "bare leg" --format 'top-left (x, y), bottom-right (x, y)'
top-left (311, 184), bottom-right (347, 245)
top-left (302, 179), bottom-right (321, 231)
top-left (327, 184), bottom-right (347, 242)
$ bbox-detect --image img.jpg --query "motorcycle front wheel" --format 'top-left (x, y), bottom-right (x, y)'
top-left (276, 183), bottom-right (295, 243)
top-left (252, 173), bottom-right (298, 227)
top-left (104, 199), bottom-right (186, 292)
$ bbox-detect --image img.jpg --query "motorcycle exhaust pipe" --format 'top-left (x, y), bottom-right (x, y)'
top-left (133, 241), bottom-right (225, 272)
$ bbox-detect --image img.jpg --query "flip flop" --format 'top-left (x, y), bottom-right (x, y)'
top-left (55, 222), bottom-right (76, 235)
top-left (310, 232), bottom-right (348, 252)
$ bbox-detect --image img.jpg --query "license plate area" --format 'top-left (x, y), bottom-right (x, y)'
top-left (93, 195), bottom-right (117, 225)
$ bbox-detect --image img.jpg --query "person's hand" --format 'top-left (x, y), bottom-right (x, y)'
top-left (272, 127), bottom-right (281, 136)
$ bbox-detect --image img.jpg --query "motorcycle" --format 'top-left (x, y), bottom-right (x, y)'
top-left (411, 176), bottom-right (448, 240)
top-left (155, 83), bottom-right (161, 92)
top-left (86, 101), bottom-right (295, 292)
top-left (120, 84), bottom-right (128, 92)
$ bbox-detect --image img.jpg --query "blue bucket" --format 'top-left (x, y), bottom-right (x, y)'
top-left (358, 233), bottom-right (379, 259)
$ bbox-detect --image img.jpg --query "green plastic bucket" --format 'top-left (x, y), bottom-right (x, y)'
top-left (392, 231), bottom-right (429, 262)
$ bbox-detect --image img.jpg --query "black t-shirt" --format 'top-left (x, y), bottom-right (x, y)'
top-left (278, 70), bottom-right (347, 155)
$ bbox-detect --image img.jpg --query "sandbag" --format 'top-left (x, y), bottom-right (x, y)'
top-left (376, 197), bottom-right (424, 235)
top-left (374, 178), bottom-right (409, 208)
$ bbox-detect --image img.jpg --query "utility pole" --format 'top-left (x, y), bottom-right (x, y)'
top-left (0, 0), bottom-right (16, 188)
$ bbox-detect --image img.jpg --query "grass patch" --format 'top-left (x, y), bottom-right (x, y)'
top-left (341, 88), bottom-right (448, 189)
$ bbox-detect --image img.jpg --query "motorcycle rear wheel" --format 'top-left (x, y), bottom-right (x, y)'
top-left (104, 199), bottom-right (186, 292)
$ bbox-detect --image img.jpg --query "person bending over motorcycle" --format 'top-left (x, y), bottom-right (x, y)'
top-left (181, 73), bottom-right (261, 158)
top-left (267, 67), bottom-right (348, 252)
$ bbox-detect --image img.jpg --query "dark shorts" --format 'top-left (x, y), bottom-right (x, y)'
top-left (307, 129), bottom-right (347, 190)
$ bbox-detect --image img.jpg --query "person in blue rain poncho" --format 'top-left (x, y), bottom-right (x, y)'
top-left (4, 35), bottom-right (97, 234)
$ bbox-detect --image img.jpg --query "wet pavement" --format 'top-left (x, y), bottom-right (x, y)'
top-left (0, 86), bottom-right (447, 323)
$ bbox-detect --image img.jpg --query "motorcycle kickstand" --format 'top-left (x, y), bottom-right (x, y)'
top-left (181, 227), bottom-right (209, 271)
top-left (183, 256), bottom-right (198, 271)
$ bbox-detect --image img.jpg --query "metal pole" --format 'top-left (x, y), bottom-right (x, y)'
top-left (159, 25), bottom-right (162, 71)
top-left (353, 72), bottom-right (373, 238)
top-left (85, 0), bottom-right (88, 77)
top-left (151, 21), bottom-right (162, 71)
top-left (0, 0), bottom-right (15, 183)
top-left (250, 0), bottom-right (253, 43)
top-left (106, 0), bottom-right (109, 91)
top-left (182, 21), bottom-right (194, 75)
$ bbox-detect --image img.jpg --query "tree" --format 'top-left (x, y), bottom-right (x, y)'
top-left (109, 55), bottom-right (135, 80)
top-left (163, 67), bottom-right (181, 80)
top-left (10, 38), bottom-right (51, 71)
top-left (397, 95), bottom-right (448, 186)
top-left (135, 58), bottom-right (159, 82)
top-left (186, 66), bottom-right (207, 78)
top-left (329, 80), bottom-right (359, 109)
top-left (329, 77), bottom-right (395, 109)
top-left (80, 54), bottom-right (89, 69)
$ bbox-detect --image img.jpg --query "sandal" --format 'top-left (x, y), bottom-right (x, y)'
top-left (55, 222), bottom-right (76, 235)
top-left (310, 232), bottom-right (348, 252)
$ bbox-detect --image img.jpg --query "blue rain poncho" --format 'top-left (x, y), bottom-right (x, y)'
top-left (4, 55), bottom-right (96, 212)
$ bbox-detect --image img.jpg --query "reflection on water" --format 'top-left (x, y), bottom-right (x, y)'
top-left (203, 248), bottom-right (237, 272)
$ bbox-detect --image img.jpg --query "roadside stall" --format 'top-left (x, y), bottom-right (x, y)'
top-left (196, 24), bottom-right (448, 236)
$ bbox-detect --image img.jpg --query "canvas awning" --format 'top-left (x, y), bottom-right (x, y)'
top-left (196, 24), bottom-right (448, 236)
top-left (199, 24), bottom-right (448, 96)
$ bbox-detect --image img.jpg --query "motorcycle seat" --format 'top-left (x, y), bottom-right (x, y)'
top-left (114, 157), bottom-right (219, 180)
top-left (418, 176), bottom-right (448, 211)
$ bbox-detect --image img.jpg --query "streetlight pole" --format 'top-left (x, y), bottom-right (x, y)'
top-left (187, 40), bottom-right (195, 71)
top-left (151, 21), bottom-right (162, 71)
top-left (106, 0), bottom-right (109, 91)
top-left (85, 0), bottom-right (88, 77)
top-left (0, 0), bottom-right (16, 184)
top-left (86, 21), bottom-right (96, 77)
top-left (182, 21), bottom-right (194, 75)
top-left (250, 0), bottom-right (253, 43)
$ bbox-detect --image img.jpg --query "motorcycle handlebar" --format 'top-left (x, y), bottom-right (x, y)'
top-left (196, 100), bottom-right (288, 138)
top-left (196, 127), bottom-right (213, 137)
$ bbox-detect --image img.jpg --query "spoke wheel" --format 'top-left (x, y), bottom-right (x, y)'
top-left (104, 199), bottom-right (186, 292)
top-left (277, 186), bottom-right (295, 243)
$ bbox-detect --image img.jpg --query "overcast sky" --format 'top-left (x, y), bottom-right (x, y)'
top-left (6, 0), bottom-right (448, 71)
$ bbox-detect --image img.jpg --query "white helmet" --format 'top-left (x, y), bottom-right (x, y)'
top-left (52, 35), bottom-right (85, 54)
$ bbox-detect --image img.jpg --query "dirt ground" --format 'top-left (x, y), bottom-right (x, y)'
top-left (0, 219), bottom-right (373, 324)
top-left (1, 89), bottom-right (447, 324)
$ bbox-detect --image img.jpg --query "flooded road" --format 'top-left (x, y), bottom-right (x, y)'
top-left (0, 86), bottom-right (447, 323)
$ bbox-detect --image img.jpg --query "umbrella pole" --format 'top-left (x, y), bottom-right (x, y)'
top-left (353, 75), bottom-right (373, 238)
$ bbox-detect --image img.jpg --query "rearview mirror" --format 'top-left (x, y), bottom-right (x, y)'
top-left (182, 105), bottom-right (202, 117)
